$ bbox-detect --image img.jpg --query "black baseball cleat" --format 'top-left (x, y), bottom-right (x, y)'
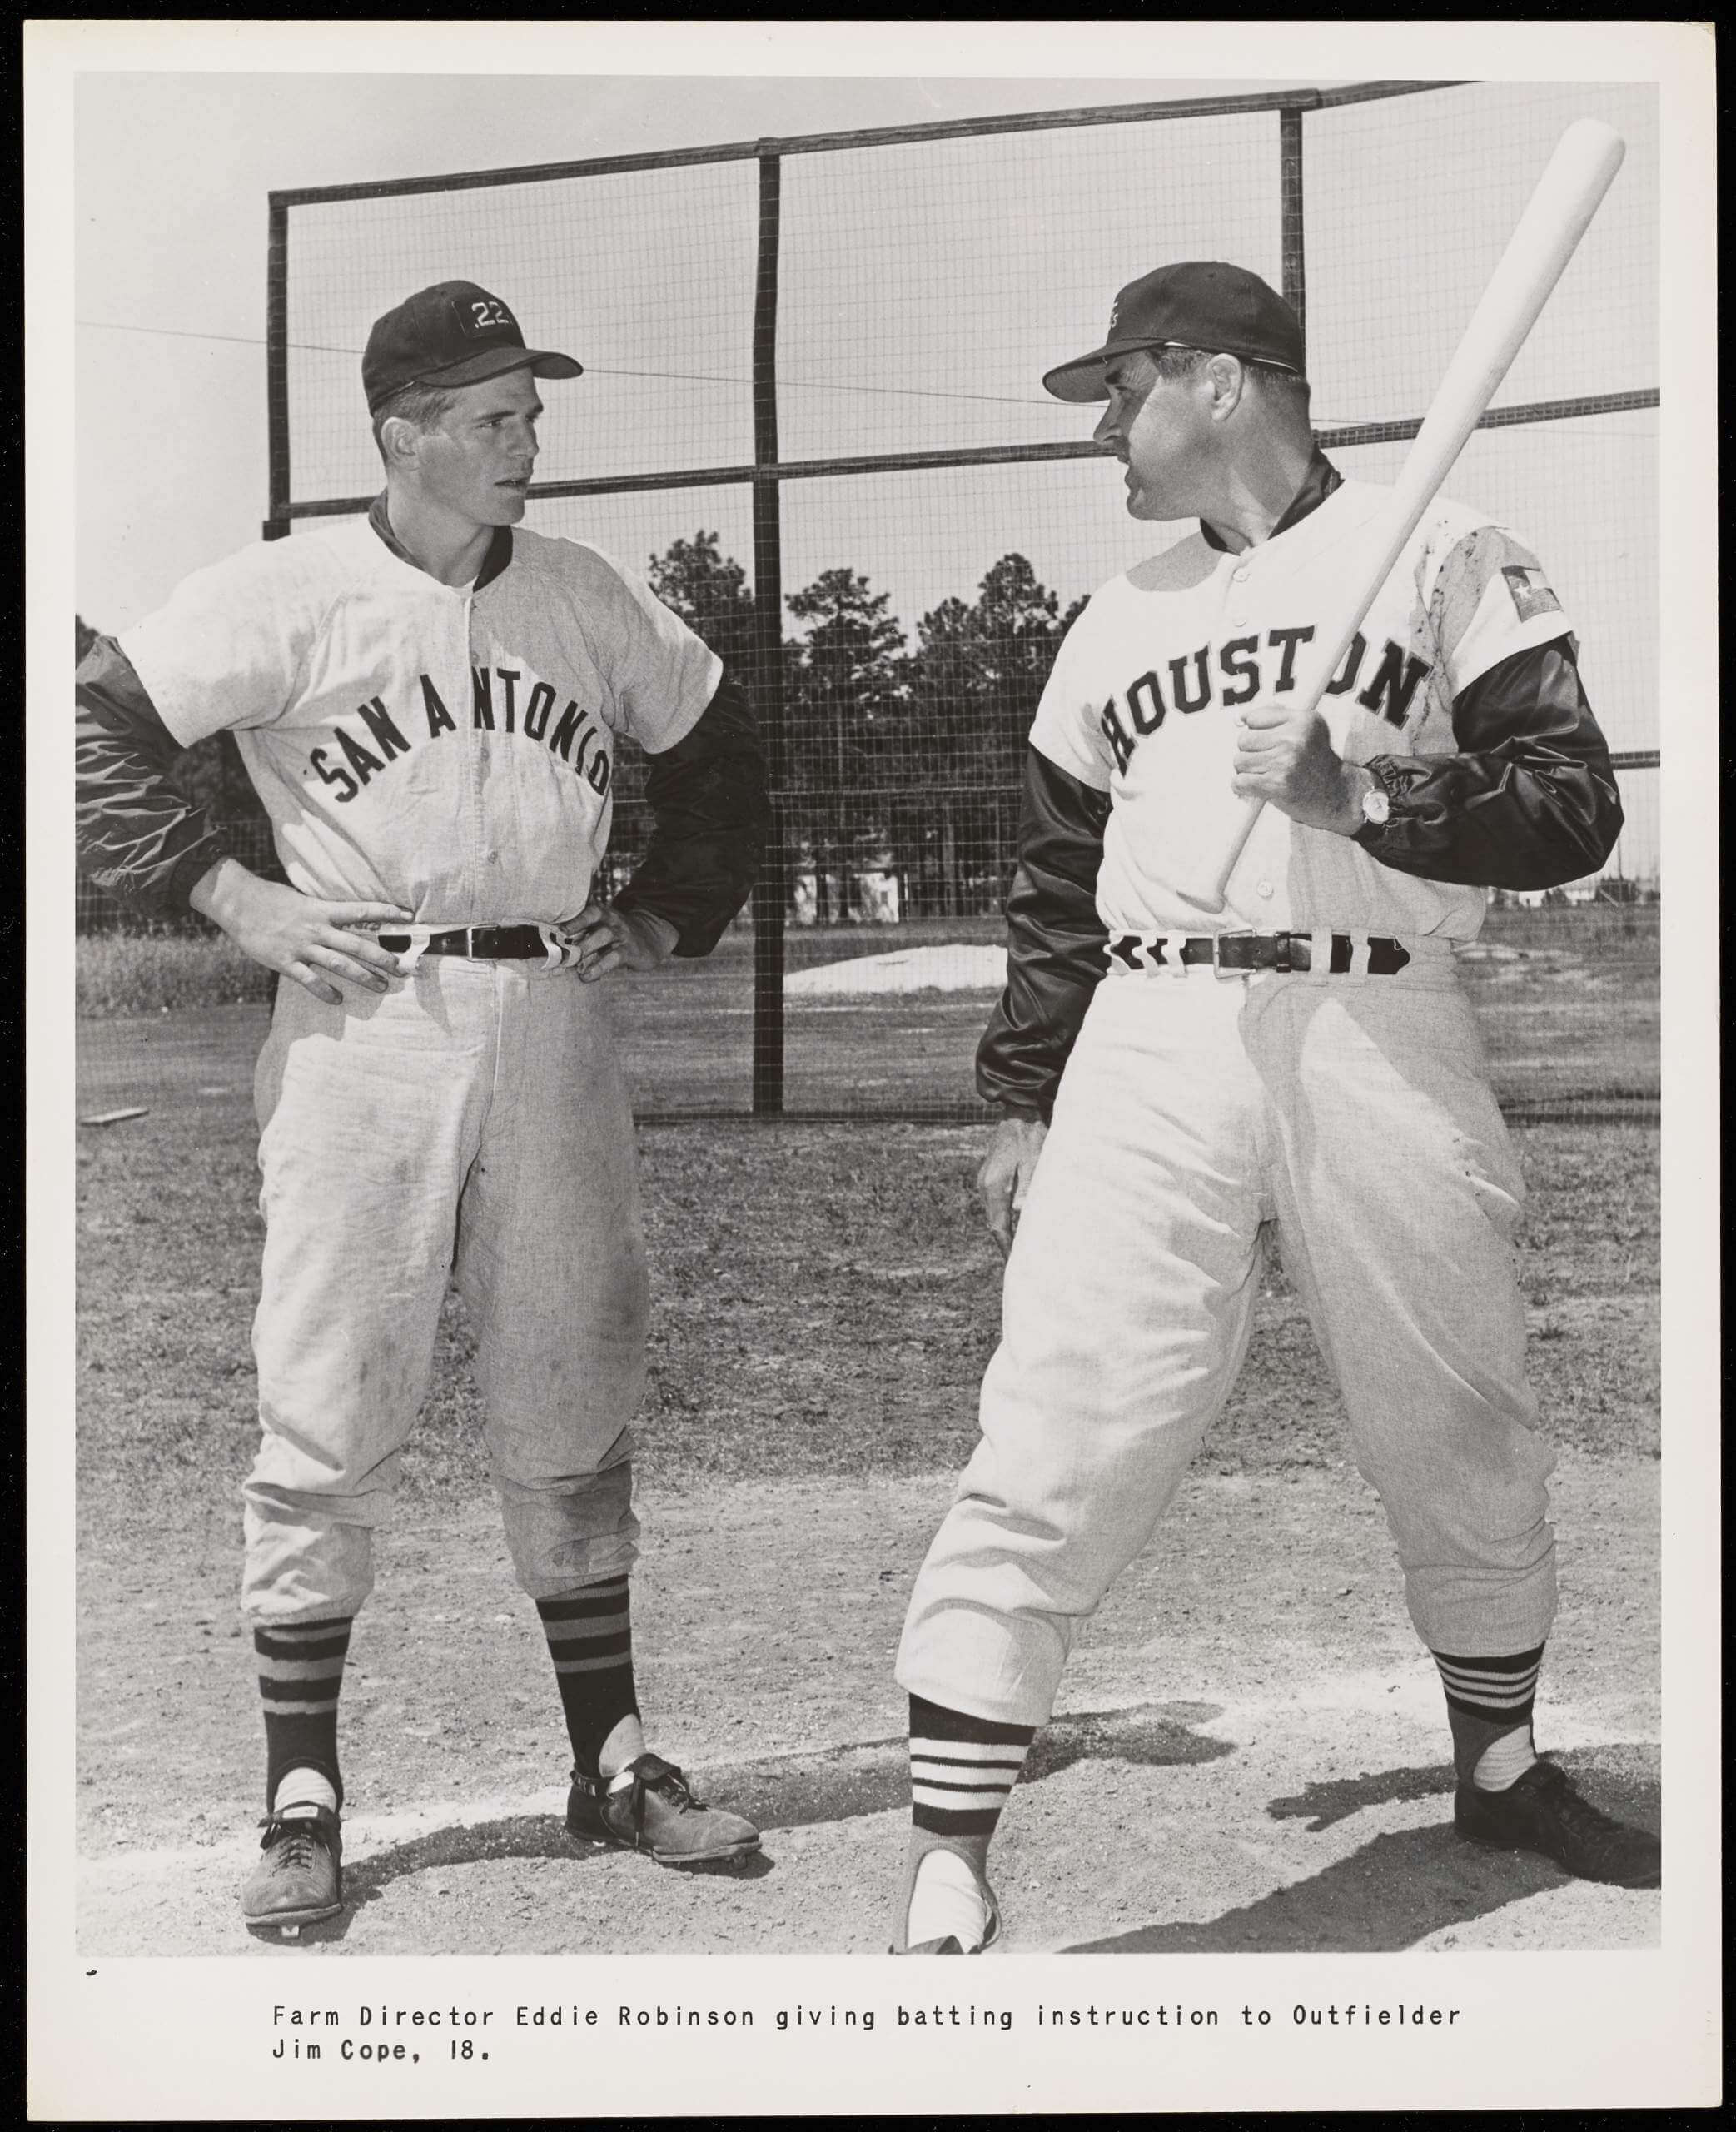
top-left (1454, 1757), bottom-right (1660, 1887)
top-left (241, 1801), bottom-right (344, 1936)
top-left (566, 1753), bottom-right (760, 1866)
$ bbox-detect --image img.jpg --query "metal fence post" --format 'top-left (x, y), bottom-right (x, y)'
top-left (264, 197), bottom-right (291, 542)
top-left (750, 149), bottom-right (787, 1115)
top-left (1279, 103), bottom-right (1307, 362)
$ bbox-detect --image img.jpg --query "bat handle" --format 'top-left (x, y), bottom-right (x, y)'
top-left (1181, 795), bottom-right (1265, 915)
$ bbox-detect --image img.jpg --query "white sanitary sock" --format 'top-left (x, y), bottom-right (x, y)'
top-left (906, 1848), bottom-right (991, 1950)
top-left (1472, 1726), bottom-right (1539, 1792)
top-left (273, 1766), bottom-right (338, 1816)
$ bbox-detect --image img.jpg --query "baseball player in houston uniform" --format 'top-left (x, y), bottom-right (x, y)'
top-left (76, 281), bottom-right (771, 1935)
top-left (889, 262), bottom-right (1659, 1955)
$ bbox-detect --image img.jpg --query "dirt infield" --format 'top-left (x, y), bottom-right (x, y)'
top-left (77, 1455), bottom-right (1659, 1956)
top-left (73, 1016), bottom-right (1661, 1959)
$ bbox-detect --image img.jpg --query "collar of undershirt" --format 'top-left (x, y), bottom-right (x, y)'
top-left (1198, 449), bottom-right (1342, 555)
top-left (367, 492), bottom-right (514, 590)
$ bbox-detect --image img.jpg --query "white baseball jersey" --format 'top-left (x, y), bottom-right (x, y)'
top-left (1029, 479), bottom-right (1574, 940)
top-left (121, 521), bottom-right (721, 928)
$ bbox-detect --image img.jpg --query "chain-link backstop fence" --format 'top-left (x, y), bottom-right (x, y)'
top-left (77, 79), bottom-right (1660, 1126)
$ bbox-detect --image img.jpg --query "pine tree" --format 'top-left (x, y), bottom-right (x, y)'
top-left (898, 555), bottom-right (1077, 916)
top-left (785, 568), bottom-right (907, 924)
top-left (646, 531), bottom-right (759, 671)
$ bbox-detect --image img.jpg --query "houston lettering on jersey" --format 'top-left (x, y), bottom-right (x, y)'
top-left (1097, 627), bottom-right (1429, 775)
top-left (306, 665), bottom-right (612, 804)
top-left (1028, 478), bottom-right (1577, 941)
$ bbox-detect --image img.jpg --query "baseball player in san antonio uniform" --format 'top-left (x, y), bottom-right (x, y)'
top-left (890, 262), bottom-right (1659, 1955)
top-left (76, 281), bottom-right (771, 1934)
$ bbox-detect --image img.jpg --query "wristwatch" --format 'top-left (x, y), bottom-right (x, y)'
top-left (1358, 780), bottom-right (1392, 829)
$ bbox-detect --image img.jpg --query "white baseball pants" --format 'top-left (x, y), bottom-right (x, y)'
top-left (898, 957), bottom-right (1558, 1729)
top-left (241, 958), bottom-right (647, 1625)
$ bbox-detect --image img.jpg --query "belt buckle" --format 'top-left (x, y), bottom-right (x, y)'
top-left (1212, 929), bottom-right (1255, 979)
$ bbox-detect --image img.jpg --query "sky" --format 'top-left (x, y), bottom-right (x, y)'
top-left (37, 21), bottom-right (1709, 871)
top-left (69, 61), bottom-right (1305, 634)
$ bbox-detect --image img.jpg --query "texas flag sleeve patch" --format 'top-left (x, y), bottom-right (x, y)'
top-left (1501, 564), bottom-right (1564, 622)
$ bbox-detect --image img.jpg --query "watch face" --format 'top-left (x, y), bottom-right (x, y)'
top-left (1360, 786), bottom-right (1392, 827)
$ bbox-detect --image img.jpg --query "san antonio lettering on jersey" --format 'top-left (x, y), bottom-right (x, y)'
top-left (306, 667), bottom-right (613, 804)
top-left (119, 518), bottom-right (719, 928)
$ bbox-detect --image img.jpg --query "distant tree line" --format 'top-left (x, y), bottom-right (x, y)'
top-left (642, 532), bottom-right (1084, 919)
top-left (78, 531), bottom-right (1086, 924)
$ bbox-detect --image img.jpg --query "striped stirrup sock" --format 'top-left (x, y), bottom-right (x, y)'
top-left (255, 1616), bottom-right (351, 1815)
top-left (908, 1693), bottom-right (1035, 1846)
top-left (537, 1576), bottom-right (639, 1781)
top-left (1433, 1644), bottom-right (1544, 1789)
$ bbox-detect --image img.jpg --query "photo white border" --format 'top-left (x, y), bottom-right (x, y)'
top-left (27, 17), bottom-right (1720, 2119)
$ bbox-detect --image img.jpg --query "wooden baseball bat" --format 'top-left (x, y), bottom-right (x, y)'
top-left (1186, 117), bottom-right (1627, 914)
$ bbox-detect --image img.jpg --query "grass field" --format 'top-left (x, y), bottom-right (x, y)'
top-left (76, 1090), bottom-right (1658, 1539)
top-left (76, 902), bottom-right (1659, 1122)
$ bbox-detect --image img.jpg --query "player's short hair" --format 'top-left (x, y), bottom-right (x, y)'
top-left (371, 378), bottom-right (464, 463)
top-left (1150, 343), bottom-right (1312, 421)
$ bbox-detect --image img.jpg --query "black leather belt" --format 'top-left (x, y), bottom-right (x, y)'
top-left (1109, 932), bottom-right (1412, 975)
top-left (376, 925), bottom-right (550, 959)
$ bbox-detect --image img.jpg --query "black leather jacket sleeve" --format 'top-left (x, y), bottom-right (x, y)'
top-left (1356, 636), bottom-right (1623, 889)
top-left (975, 745), bottom-right (1111, 1118)
top-left (613, 668), bottom-right (770, 958)
top-left (74, 634), bottom-right (234, 914)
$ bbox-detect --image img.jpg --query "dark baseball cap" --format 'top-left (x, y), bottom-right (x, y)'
top-left (1042, 262), bottom-right (1303, 402)
top-left (363, 281), bottom-right (583, 414)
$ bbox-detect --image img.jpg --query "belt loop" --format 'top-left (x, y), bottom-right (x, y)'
top-left (1163, 932), bottom-right (1191, 977)
top-left (536, 922), bottom-right (571, 974)
top-left (395, 929), bottom-right (430, 974)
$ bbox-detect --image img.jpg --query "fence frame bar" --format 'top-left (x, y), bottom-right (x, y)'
top-left (1279, 104), bottom-right (1307, 357)
top-left (278, 390), bottom-right (1661, 523)
top-left (256, 77), bottom-right (1658, 1123)
top-left (749, 152), bottom-right (787, 1116)
top-left (263, 198), bottom-right (291, 542)
top-left (266, 82), bottom-right (1462, 210)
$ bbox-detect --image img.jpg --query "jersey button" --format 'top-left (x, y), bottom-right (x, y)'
top-left (485, 849), bottom-right (500, 864)
top-left (1255, 879), bottom-right (1275, 899)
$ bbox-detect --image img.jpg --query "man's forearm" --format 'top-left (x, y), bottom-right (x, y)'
top-left (614, 670), bottom-right (770, 957)
top-left (975, 747), bottom-right (1111, 1120)
top-left (187, 854), bottom-right (261, 929)
top-left (1353, 640), bottom-right (1623, 890)
top-left (76, 635), bottom-right (234, 914)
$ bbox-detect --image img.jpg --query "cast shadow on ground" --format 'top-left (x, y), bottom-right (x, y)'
top-left (1063, 1750), bottom-right (1660, 1955)
top-left (1266, 1761), bottom-right (1458, 1832)
top-left (256, 1817), bottom-right (775, 1945)
top-left (719, 1698), bottom-right (1231, 1833)
top-left (251, 1700), bottom-right (1231, 1945)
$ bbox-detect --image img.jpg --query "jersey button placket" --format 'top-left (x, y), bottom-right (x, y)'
top-left (463, 592), bottom-right (489, 918)
top-left (1226, 555), bottom-right (1251, 631)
